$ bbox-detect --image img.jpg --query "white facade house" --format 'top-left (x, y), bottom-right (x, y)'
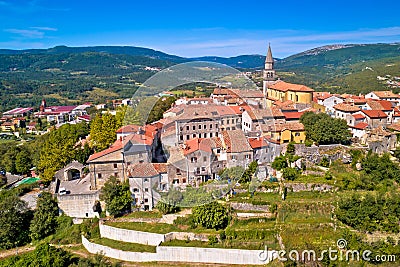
top-left (319, 96), bottom-right (343, 115)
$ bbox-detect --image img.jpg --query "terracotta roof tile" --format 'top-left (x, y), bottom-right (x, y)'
top-left (362, 110), bottom-right (388, 119)
top-left (333, 103), bottom-right (361, 112)
top-left (128, 162), bottom-right (159, 178)
top-left (268, 80), bottom-right (314, 92)
top-left (87, 139), bottom-right (123, 162)
top-left (372, 91), bottom-right (400, 99)
top-left (352, 122), bottom-right (369, 130)
top-left (222, 130), bottom-right (252, 153)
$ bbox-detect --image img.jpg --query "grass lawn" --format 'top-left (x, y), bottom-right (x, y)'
top-left (123, 211), bottom-right (162, 219)
top-left (160, 239), bottom-right (274, 251)
top-left (105, 221), bottom-right (182, 234)
top-left (90, 237), bottom-right (156, 253)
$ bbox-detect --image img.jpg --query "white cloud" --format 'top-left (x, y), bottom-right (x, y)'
top-left (4, 28), bottom-right (44, 38)
top-left (30, 26), bottom-right (58, 31)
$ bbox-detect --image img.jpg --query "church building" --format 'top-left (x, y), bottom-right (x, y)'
top-left (262, 44), bottom-right (314, 107)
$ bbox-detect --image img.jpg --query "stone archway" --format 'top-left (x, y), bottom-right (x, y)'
top-left (55, 161), bottom-right (85, 181)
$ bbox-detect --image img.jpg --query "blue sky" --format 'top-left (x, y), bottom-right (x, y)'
top-left (0, 0), bottom-right (400, 58)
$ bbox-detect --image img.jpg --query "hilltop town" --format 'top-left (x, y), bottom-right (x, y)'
top-left (1, 45), bottom-right (400, 266)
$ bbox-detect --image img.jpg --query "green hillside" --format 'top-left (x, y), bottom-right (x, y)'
top-left (276, 43), bottom-right (400, 93)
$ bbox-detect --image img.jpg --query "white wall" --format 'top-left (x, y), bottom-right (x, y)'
top-left (82, 235), bottom-right (276, 265)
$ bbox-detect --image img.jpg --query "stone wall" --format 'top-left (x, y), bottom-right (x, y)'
top-left (100, 223), bottom-right (210, 245)
top-left (99, 223), bottom-right (165, 246)
top-left (82, 235), bottom-right (275, 265)
top-left (57, 192), bottom-right (99, 218)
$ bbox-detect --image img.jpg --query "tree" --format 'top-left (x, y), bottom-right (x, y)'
top-left (300, 112), bottom-right (351, 145)
top-left (219, 166), bottom-right (245, 180)
top-left (30, 192), bottom-right (59, 241)
top-left (192, 202), bottom-right (230, 230)
top-left (271, 155), bottom-right (288, 170)
top-left (90, 113), bottom-right (118, 152)
top-left (100, 176), bottom-right (132, 217)
top-left (155, 201), bottom-right (180, 215)
top-left (15, 148), bottom-right (32, 175)
top-left (286, 142), bottom-right (295, 155)
top-left (37, 123), bottom-right (90, 183)
top-left (282, 167), bottom-right (299, 181)
top-left (0, 191), bottom-right (31, 249)
top-left (239, 161), bottom-right (258, 183)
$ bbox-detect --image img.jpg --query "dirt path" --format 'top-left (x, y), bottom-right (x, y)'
top-left (0, 246), bottom-right (35, 259)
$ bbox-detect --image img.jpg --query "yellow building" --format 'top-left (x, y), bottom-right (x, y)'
top-left (265, 80), bottom-right (314, 107)
top-left (261, 122), bottom-right (306, 144)
top-left (1, 122), bottom-right (16, 132)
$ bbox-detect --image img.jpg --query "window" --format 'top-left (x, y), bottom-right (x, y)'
top-left (231, 155), bottom-right (237, 160)
top-left (295, 132), bottom-right (300, 136)
top-left (144, 178), bottom-right (149, 182)
top-left (245, 154), bottom-right (250, 159)
top-left (193, 134), bottom-right (196, 138)
top-left (204, 133), bottom-right (207, 138)
top-left (192, 126), bottom-right (195, 130)
top-left (176, 168), bottom-right (181, 174)
top-left (296, 95), bottom-right (299, 102)
top-left (180, 135), bottom-right (183, 140)
top-left (210, 124), bottom-right (213, 129)
top-left (203, 156), bottom-right (207, 162)
top-left (114, 172), bottom-right (118, 177)
top-left (186, 135), bottom-right (190, 140)
top-left (145, 188), bottom-right (149, 192)
top-left (186, 126), bottom-right (189, 131)
top-left (217, 148), bottom-right (221, 153)
top-left (97, 173), bottom-right (102, 179)
top-left (191, 157), bottom-right (197, 163)
top-left (204, 124), bottom-right (207, 129)
top-left (215, 124), bottom-right (218, 128)
top-left (113, 163), bottom-right (117, 168)
top-left (215, 132), bottom-right (218, 137)
top-left (198, 125), bottom-right (201, 129)
top-left (144, 198), bottom-right (149, 203)
top-left (133, 188), bottom-right (139, 192)
top-left (139, 153), bottom-right (143, 158)
top-left (201, 167), bottom-right (206, 172)
top-left (182, 178), bottom-right (186, 183)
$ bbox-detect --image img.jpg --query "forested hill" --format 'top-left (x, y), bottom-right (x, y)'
top-left (275, 43), bottom-right (400, 94)
top-left (1, 43), bottom-right (400, 112)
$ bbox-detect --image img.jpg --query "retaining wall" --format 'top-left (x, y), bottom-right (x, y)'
top-left (100, 223), bottom-right (165, 246)
top-left (82, 235), bottom-right (275, 265)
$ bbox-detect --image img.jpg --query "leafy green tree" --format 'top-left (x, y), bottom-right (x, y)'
top-left (30, 192), bottom-right (59, 241)
top-left (100, 176), bottom-right (132, 217)
top-left (90, 113), bottom-right (118, 152)
top-left (286, 142), bottom-right (295, 155)
top-left (37, 123), bottom-right (89, 183)
top-left (219, 166), bottom-right (245, 180)
top-left (155, 201), bottom-right (180, 215)
top-left (192, 202), bottom-right (230, 230)
top-left (239, 161), bottom-right (258, 183)
top-left (15, 148), bottom-right (32, 175)
top-left (300, 112), bottom-right (351, 145)
top-left (271, 154), bottom-right (288, 170)
top-left (0, 169), bottom-right (6, 187)
top-left (0, 191), bottom-right (31, 249)
top-left (282, 167), bottom-right (299, 181)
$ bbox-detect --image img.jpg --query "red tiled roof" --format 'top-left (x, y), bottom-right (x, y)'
top-left (152, 163), bottom-right (167, 173)
top-left (333, 103), bottom-right (361, 112)
top-left (366, 99), bottom-right (393, 111)
top-left (282, 111), bottom-right (304, 120)
top-left (371, 91), bottom-right (400, 99)
top-left (87, 139), bottom-right (123, 161)
top-left (362, 110), bottom-right (388, 119)
top-left (352, 113), bottom-right (365, 120)
top-left (352, 122), bottom-right (369, 130)
top-left (128, 162), bottom-right (158, 178)
top-left (248, 137), bottom-right (268, 149)
top-left (183, 138), bottom-right (213, 155)
top-left (222, 130), bottom-right (252, 153)
top-left (268, 80), bottom-right (314, 92)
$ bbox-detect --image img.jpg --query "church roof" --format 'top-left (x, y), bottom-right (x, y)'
top-left (265, 44), bottom-right (274, 63)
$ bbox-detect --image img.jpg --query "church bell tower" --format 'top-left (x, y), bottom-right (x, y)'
top-left (263, 44), bottom-right (276, 96)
